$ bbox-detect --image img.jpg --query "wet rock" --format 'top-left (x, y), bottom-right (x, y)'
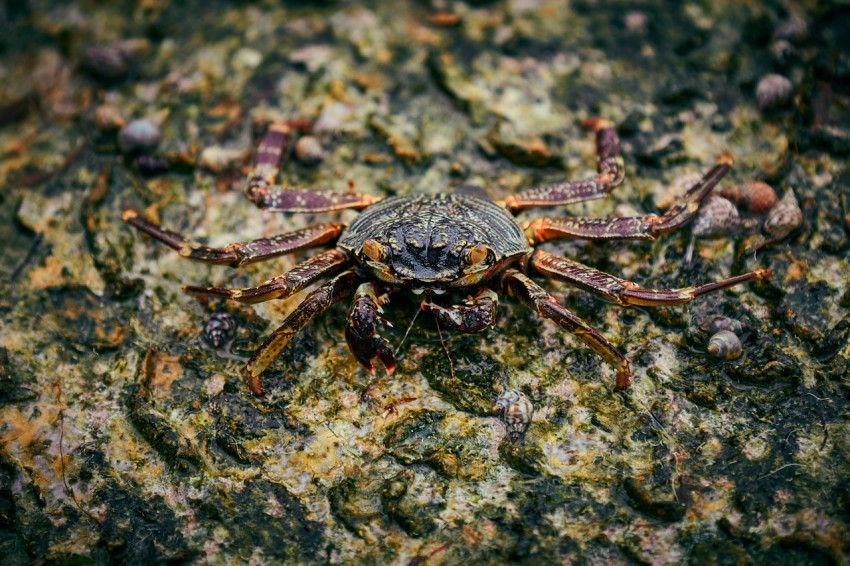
top-left (422, 347), bottom-right (504, 415)
top-left (380, 470), bottom-right (445, 538)
top-left (383, 409), bottom-right (485, 480)
top-left (329, 475), bottom-right (389, 540)
top-left (485, 123), bottom-right (561, 168)
top-left (43, 285), bottom-right (130, 351)
top-left (498, 431), bottom-right (546, 476)
top-left (623, 476), bottom-right (687, 522)
top-left (724, 341), bottom-right (801, 386)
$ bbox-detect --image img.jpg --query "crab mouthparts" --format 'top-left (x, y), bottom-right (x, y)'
top-left (412, 288), bottom-right (445, 295)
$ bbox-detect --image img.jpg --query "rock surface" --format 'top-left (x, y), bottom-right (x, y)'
top-left (1, 1), bottom-right (848, 563)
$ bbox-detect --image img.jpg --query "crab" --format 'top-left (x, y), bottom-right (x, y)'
top-left (123, 119), bottom-right (770, 395)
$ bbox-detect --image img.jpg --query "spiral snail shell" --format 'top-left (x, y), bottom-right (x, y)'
top-left (203, 312), bottom-right (237, 348)
top-left (494, 390), bottom-right (534, 440)
top-left (763, 190), bottom-right (803, 239)
top-left (707, 330), bottom-right (743, 361)
top-left (691, 196), bottom-right (740, 237)
top-left (715, 181), bottom-right (779, 214)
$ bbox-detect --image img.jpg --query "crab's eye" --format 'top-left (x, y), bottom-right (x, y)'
top-left (361, 239), bottom-right (385, 262)
top-left (466, 244), bottom-right (491, 266)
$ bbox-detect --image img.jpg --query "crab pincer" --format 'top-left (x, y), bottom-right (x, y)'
top-left (345, 282), bottom-right (396, 373)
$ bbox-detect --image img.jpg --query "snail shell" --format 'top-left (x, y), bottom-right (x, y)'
top-left (692, 195), bottom-right (740, 237)
top-left (707, 330), bottom-right (743, 361)
top-left (756, 74), bottom-right (794, 111)
top-left (763, 190), bottom-right (802, 239)
top-left (715, 181), bottom-right (778, 214)
top-left (203, 312), bottom-right (237, 348)
top-left (699, 315), bottom-right (744, 337)
top-left (494, 390), bottom-right (533, 440)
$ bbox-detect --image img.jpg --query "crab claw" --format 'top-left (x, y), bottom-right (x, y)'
top-left (345, 283), bottom-right (397, 373)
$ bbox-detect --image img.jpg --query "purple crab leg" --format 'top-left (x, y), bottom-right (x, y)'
top-left (421, 288), bottom-right (499, 332)
top-left (244, 121), bottom-right (379, 213)
top-left (523, 160), bottom-right (732, 244)
top-left (529, 250), bottom-right (771, 306)
top-left (122, 209), bottom-right (343, 266)
top-left (502, 269), bottom-right (632, 388)
top-left (184, 249), bottom-right (350, 304)
top-left (502, 118), bottom-right (624, 212)
top-left (345, 282), bottom-right (396, 374)
top-left (245, 269), bottom-right (360, 395)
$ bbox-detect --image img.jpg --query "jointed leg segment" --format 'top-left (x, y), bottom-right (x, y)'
top-left (243, 121), bottom-right (378, 213)
top-left (502, 269), bottom-right (632, 388)
top-left (184, 249), bottom-right (350, 304)
top-left (522, 160), bottom-right (732, 244)
top-left (245, 269), bottom-right (360, 395)
top-left (529, 250), bottom-right (771, 306)
top-left (122, 209), bottom-right (343, 266)
top-left (421, 288), bottom-right (499, 332)
top-left (345, 282), bottom-right (396, 374)
top-left (503, 119), bottom-right (625, 212)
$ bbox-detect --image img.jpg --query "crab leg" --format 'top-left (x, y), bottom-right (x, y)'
top-left (345, 282), bottom-right (396, 373)
top-left (502, 119), bottom-right (624, 212)
top-left (183, 249), bottom-right (350, 304)
top-left (244, 121), bottom-right (378, 213)
top-left (502, 269), bottom-right (632, 388)
top-left (122, 209), bottom-right (343, 266)
top-left (522, 160), bottom-right (731, 244)
top-left (245, 269), bottom-right (360, 395)
top-left (421, 288), bottom-right (499, 332)
top-left (529, 250), bottom-right (771, 306)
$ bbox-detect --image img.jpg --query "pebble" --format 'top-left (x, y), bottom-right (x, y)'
top-left (756, 74), bottom-right (794, 111)
top-left (118, 119), bottom-right (161, 154)
top-left (199, 145), bottom-right (247, 173)
top-left (294, 136), bottom-right (325, 165)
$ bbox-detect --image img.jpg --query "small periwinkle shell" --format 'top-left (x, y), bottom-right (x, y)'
top-left (763, 190), bottom-right (802, 239)
top-left (715, 181), bottom-right (778, 214)
top-left (294, 136), bottom-right (325, 165)
top-left (82, 44), bottom-right (130, 80)
top-left (692, 195), bottom-right (739, 237)
top-left (81, 39), bottom-right (150, 80)
top-left (699, 315), bottom-right (744, 337)
top-left (707, 330), bottom-right (743, 361)
top-left (772, 15), bottom-right (808, 43)
top-left (756, 74), bottom-right (794, 111)
top-left (199, 145), bottom-right (247, 173)
top-left (118, 119), bottom-right (161, 154)
top-left (494, 390), bottom-right (533, 441)
top-left (94, 104), bottom-right (125, 132)
top-left (203, 313), bottom-right (236, 348)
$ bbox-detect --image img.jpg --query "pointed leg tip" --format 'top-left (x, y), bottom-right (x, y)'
top-left (246, 374), bottom-right (266, 397)
top-left (716, 153), bottom-right (735, 167)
